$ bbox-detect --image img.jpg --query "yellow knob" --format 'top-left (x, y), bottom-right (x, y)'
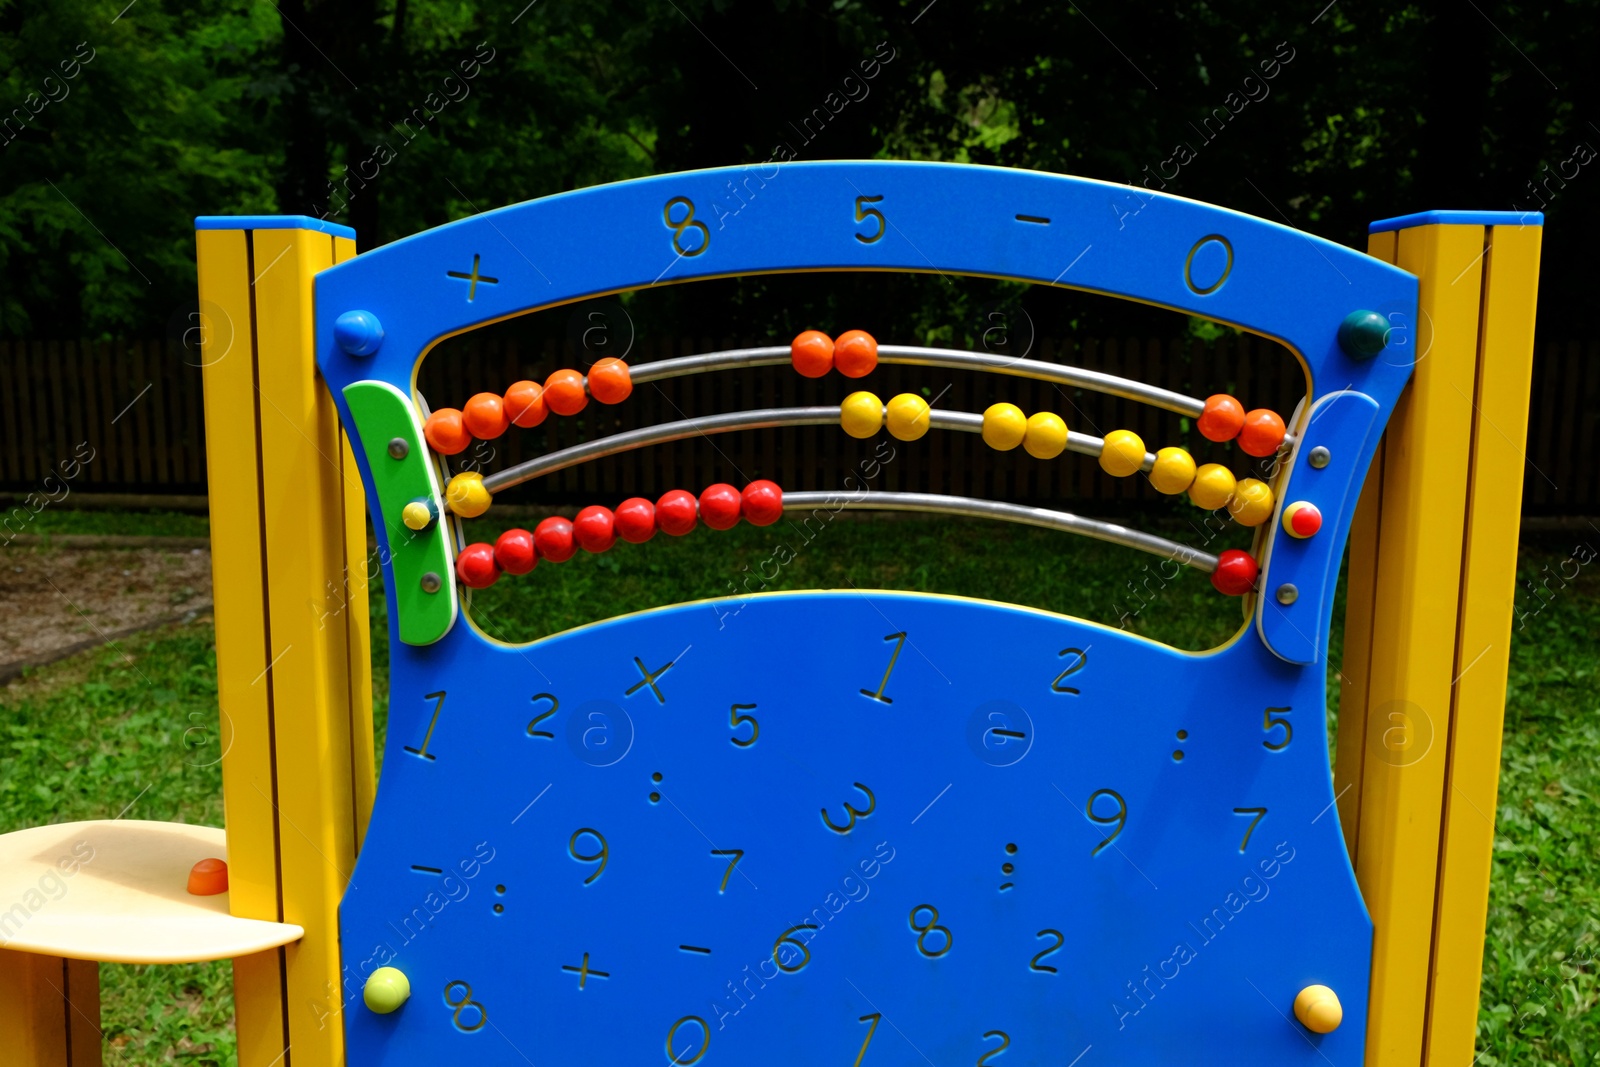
top-left (840, 391), bottom-right (885, 439)
top-left (981, 403), bottom-right (1027, 451)
top-left (401, 499), bottom-right (436, 531)
top-left (1293, 984), bottom-right (1342, 1034)
top-left (364, 966), bottom-right (411, 1014)
top-left (1022, 411), bottom-right (1068, 459)
top-left (1098, 429), bottom-right (1145, 477)
top-left (885, 393), bottom-right (931, 441)
top-left (445, 471), bottom-right (492, 518)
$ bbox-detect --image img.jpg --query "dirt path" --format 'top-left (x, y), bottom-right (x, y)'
top-left (1, 540), bottom-right (213, 681)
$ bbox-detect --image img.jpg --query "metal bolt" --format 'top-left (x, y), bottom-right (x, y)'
top-left (1308, 446), bottom-right (1330, 469)
top-left (1276, 583), bottom-right (1299, 606)
top-left (420, 572), bottom-right (442, 594)
top-left (388, 437), bottom-right (410, 460)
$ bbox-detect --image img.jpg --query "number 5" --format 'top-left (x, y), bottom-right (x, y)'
top-left (1262, 706), bottom-right (1291, 751)
top-left (855, 196), bottom-right (885, 244)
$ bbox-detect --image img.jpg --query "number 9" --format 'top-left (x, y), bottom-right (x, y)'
top-left (569, 827), bottom-right (608, 885)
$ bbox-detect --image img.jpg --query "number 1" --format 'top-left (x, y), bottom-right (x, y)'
top-left (405, 691), bottom-right (446, 760)
top-left (854, 1013), bottom-right (881, 1067)
top-left (861, 632), bottom-right (907, 703)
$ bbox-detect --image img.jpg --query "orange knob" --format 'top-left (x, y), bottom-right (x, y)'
top-left (187, 857), bottom-right (229, 896)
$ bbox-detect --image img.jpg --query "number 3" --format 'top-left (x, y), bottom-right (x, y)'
top-left (855, 195), bottom-right (885, 243)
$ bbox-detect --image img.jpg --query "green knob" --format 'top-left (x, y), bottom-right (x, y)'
top-left (363, 966), bottom-right (411, 1014)
top-left (1338, 309), bottom-right (1390, 358)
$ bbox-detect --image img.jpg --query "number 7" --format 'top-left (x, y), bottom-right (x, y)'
top-left (854, 1013), bottom-right (881, 1067)
top-left (710, 849), bottom-right (744, 892)
top-left (1233, 807), bottom-right (1267, 852)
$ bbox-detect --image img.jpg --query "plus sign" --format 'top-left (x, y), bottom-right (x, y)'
top-left (446, 253), bottom-right (499, 301)
top-left (561, 952), bottom-right (610, 990)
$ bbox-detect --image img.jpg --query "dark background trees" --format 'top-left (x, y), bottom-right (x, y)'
top-left (1, 0), bottom-right (1593, 343)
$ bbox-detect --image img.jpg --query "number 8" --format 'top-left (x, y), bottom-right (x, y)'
top-left (664, 197), bottom-right (709, 257)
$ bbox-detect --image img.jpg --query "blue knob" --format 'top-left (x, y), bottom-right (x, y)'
top-left (1337, 310), bottom-right (1389, 359)
top-left (334, 310), bottom-right (385, 357)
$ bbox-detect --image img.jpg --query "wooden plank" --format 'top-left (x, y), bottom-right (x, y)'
top-left (92, 341), bottom-right (116, 487)
top-left (0, 342), bottom-right (21, 484)
top-left (0, 948), bottom-right (71, 1065)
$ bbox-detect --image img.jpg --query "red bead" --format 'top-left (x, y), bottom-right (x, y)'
top-left (741, 480), bottom-right (783, 526)
top-left (494, 528), bottom-right (537, 575)
top-left (574, 505), bottom-right (617, 553)
top-left (534, 516), bottom-right (576, 563)
top-left (614, 497), bottom-right (657, 544)
top-left (699, 483), bottom-right (742, 531)
top-left (656, 489), bottom-right (698, 536)
top-left (1210, 548), bottom-right (1260, 596)
top-left (456, 542), bottom-right (501, 589)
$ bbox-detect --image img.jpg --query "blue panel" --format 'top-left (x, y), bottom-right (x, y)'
top-left (339, 594), bottom-right (1370, 1066)
top-left (195, 214), bottom-right (358, 240)
top-left (1368, 209), bottom-right (1543, 233)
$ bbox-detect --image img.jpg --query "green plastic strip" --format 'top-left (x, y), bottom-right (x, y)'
top-left (343, 380), bottom-right (457, 645)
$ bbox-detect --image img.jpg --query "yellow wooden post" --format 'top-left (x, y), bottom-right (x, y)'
top-left (195, 218), bottom-right (372, 1067)
top-left (0, 950), bottom-right (100, 1066)
top-left (1336, 214), bottom-right (1543, 1065)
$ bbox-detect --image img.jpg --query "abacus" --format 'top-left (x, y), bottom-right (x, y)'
top-left (0, 163), bottom-right (1543, 1067)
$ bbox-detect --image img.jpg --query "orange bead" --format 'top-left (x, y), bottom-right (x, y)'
top-left (504, 380), bottom-right (547, 428)
top-left (187, 857), bottom-right (228, 896)
top-left (1197, 394), bottom-right (1245, 442)
top-left (1238, 409), bottom-right (1287, 457)
top-left (588, 357), bottom-right (633, 405)
top-left (791, 330), bottom-right (834, 378)
top-left (543, 368), bottom-right (588, 416)
top-left (834, 330), bottom-right (879, 378)
top-left (423, 408), bottom-right (471, 455)
top-left (462, 392), bottom-right (510, 439)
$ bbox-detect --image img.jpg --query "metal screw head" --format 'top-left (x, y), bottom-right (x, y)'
top-left (1276, 583), bottom-right (1299, 605)
top-left (420, 572), bottom-right (442, 594)
top-left (387, 437), bottom-right (410, 460)
top-left (1308, 445), bottom-right (1331, 469)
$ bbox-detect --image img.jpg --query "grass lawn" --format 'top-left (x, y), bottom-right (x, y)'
top-left (1, 513), bottom-right (1595, 1064)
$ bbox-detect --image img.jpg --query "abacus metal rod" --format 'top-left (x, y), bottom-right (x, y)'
top-left (780, 491), bottom-right (1219, 573)
top-left (481, 407), bottom-right (1158, 494)
top-left (625, 344), bottom-right (1208, 418)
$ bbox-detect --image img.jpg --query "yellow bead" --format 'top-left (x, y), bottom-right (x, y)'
top-left (982, 403), bottom-right (1027, 451)
top-left (1149, 446), bottom-right (1197, 495)
top-left (1293, 985), bottom-right (1342, 1034)
top-left (364, 966), bottom-right (411, 1014)
top-left (401, 499), bottom-right (435, 531)
top-left (1229, 477), bottom-right (1275, 526)
top-left (1188, 463), bottom-right (1237, 510)
top-left (840, 391), bottom-right (884, 439)
top-left (886, 393), bottom-right (931, 441)
top-left (1098, 429), bottom-right (1145, 477)
top-left (445, 471), bottom-right (492, 518)
top-left (1022, 411), bottom-right (1068, 459)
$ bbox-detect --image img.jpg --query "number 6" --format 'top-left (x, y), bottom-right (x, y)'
top-left (855, 196), bottom-right (885, 244)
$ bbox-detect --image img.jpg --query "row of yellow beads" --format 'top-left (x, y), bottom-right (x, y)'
top-left (839, 392), bottom-right (1274, 526)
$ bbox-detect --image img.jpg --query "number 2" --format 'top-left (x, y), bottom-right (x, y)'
top-left (855, 195), bottom-right (885, 243)
top-left (1262, 706), bottom-right (1291, 750)
top-left (1030, 929), bottom-right (1064, 973)
top-left (977, 1030), bottom-right (1010, 1065)
top-left (1052, 648), bottom-right (1087, 694)
top-left (527, 693), bottom-right (557, 739)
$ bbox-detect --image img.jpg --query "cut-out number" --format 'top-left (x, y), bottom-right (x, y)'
top-left (667, 1015), bottom-right (709, 1065)
top-left (405, 691), bottom-right (446, 760)
top-left (1052, 648), bottom-right (1087, 694)
top-left (861, 632), bottom-right (907, 703)
top-left (711, 848), bottom-right (744, 892)
top-left (569, 828), bottom-right (608, 884)
top-left (1030, 929), bottom-right (1063, 973)
top-left (1262, 706), bottom-right (1292, 751)
top-left (664, 197), bottom-right (709, 257)
top-left (854, 1013), bottom-right (881, 1067)
top-left (909, 904), bottom-right (952, 957)
top-left (822, 783), bottom-right (876, 834)
top-left (443, 980), bottom-right (486, 1032)
top-left (730, 703), bottom-right (759, 747)
top-left (1234, 807), bottom-right (1267, 852)
top-left (977, 1031), bottom-right (1010, 1066)
top-left (1086, 788), bottom-right (1126, 856)
top-left (774, 924), bottom-right (818, 973)
top-left (855, 195), bottom-right (886, 243)
top-left (527, 693), bottom-right (557, 739)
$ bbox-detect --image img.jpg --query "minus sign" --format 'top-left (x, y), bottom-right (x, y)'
top-left (1015, 214), bottom-right (1051, 224)
top-left (991, 729), bottom-right (1027, 739)
top-left (679, 945), bottom-right (712, 955)
top-left (411, 865), bottom-right (443, 874)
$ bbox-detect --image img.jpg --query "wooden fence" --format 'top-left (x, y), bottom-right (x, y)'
top-left (1, 336), bottom-right (1595, 514)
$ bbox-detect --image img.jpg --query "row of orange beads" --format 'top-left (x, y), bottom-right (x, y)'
top-left (422, 358), bottom-right (635, 455)
top-left (791, 330), bottom-right (879, 378)
top-left (1195, 394), bottom-right (1286, 457)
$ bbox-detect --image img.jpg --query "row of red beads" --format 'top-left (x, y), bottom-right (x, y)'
top-left (456, 481), bottom-right (784, 588)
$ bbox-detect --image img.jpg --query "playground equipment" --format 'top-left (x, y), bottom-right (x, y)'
top-left (0, 163), bottom-right (1541, 1066)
